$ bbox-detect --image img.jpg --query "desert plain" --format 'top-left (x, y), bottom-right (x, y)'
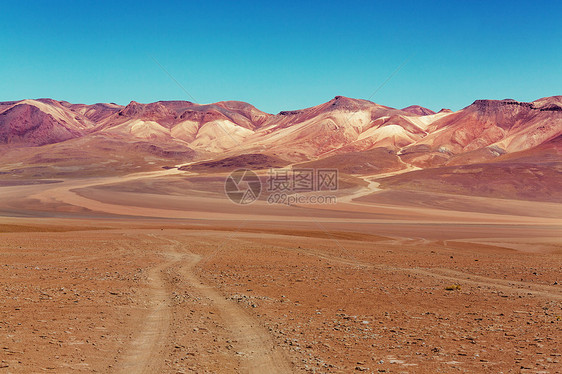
top-left (0, 164), bottom-right (561, 374)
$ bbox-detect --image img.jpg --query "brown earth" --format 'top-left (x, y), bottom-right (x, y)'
top-left (0, 222), bottom-right (561, 373)
top-left (295, 148), bottom-right (405, 175)
top-left (178, 154), bottom-right (290, 173)
top-left (0, 164), bottom-right (561, 373)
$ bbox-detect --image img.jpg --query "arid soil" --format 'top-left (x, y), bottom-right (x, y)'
top-left (1, 220), bottom-right (561, 373)
top-left (0, 169), bottom-right (561, 373)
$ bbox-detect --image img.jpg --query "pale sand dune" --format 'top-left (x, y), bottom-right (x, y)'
top-left (402, 111), bottom-right (452, 131)
top-left (189, 120), bottom-right (254, 152)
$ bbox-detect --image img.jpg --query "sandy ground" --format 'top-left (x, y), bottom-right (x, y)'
top-left (0, 170), bottom-right (561, 373)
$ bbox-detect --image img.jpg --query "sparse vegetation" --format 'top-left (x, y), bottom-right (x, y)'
top-left (445, 284), bottom-right (462, 291)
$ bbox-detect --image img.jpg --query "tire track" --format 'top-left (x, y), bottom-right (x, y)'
top-left (413, 267), bottom-right (562, 300)
top-left (113, 255), bottom-right (178, 373)
top-left (178, 251), bottom-right (293, 373)
top-left (143, 235), bottom-right (293, 374)
top-left (292, 247), bottom-right (562, 301)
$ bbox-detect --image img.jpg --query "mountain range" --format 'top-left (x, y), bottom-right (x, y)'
top-left (0, 96), bottom-right (560, 190)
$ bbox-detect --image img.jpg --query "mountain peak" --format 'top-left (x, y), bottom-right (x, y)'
top-left (401, 105), bottom-right (436, 116)
top-left (469, 98), bottom-right (562, 113)
top-left (532, 95), bottom-right (562, 111)
top-left (119, 101), bottom-right (143, 116)
top-left (326, 96), bottom-right (376, 111)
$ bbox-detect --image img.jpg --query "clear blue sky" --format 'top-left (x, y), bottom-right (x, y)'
top-left (1, 0), bottom-right (561, 113)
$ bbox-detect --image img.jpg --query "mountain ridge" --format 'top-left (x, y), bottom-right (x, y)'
top-left (0, 95), bottom-right (560, 178)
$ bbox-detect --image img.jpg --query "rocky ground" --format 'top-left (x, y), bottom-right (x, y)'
top-left (0, 224), bottom-right (560, 373)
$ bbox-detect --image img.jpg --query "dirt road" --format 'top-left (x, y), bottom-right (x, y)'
top-left (115, 235), bottom-right (292, 373)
